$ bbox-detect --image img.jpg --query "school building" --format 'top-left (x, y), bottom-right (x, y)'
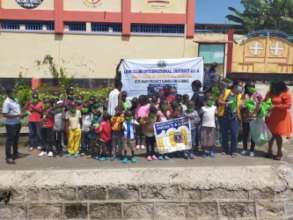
top-left (0, 0), bottom-right (292, 86)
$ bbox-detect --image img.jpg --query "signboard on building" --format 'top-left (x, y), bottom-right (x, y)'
top-left (120, 58), bottom-right (204, 97)
top-left (15, 0), bottom-right (43, 9)
top-left (147, 0), bottom-right (173, 9)
top-left (83, 0), bottom-right (102, 8)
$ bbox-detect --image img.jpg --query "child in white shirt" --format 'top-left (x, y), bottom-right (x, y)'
top-left (200, 97), bottom-right (217, 157)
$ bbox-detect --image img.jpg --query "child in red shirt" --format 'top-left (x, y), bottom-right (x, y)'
top-left (39, 99), bottom-right (54, 157)
top-left (96, 113), bottom-right (112, 160)
top-left (27, 93), bottom-right (44, 150)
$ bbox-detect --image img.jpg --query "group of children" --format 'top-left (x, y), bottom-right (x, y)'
top-left (26, 79), bottom-right (264, 163)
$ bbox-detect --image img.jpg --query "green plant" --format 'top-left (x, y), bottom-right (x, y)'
top-left (15, 74), bottom-right (31, 107)
top-left (40, 55), bottom-right (74, 90)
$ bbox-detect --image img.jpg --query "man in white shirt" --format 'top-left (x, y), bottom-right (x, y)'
top-left (107, 80), bottom-right (122, 116)
top-left (2, 88), bottom-right (24, 164)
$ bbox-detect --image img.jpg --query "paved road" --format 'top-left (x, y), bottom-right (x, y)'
top-left (0, 143), bottom-right (292, 170)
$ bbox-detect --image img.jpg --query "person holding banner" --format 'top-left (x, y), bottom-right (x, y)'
top-left (140, 106), bottom-right (159, 161)
top-left (184, 100), bottom-right (200, 158)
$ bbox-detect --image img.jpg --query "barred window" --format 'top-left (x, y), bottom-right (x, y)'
top-left (65, 22), bottom-right (86, 32)
top-left (0, 21), bottom-right (54, 31)
top-left (91, 23), bottom-right (122, 33)
top-left (0, 21), bottom-right (20, 30)
top-left (24, 21), bottom-right (54, 31)
top-left (131, 24), bottom-right (185, 34)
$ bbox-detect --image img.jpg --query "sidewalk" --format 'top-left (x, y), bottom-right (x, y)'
top-left (0, 143), bottom-right (292, 170)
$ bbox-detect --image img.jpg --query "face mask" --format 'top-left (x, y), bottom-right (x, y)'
top-left (70, 108), bottom-right (76, 114)
top-left (125, 116), bottom-right (132, 122)
top-left (81, 108), bottom-right (88, 114)
top-left (247, 87), bottom-right (256, 94)
top-left (207, 100), bottom-right (214, 107)
top-left (32, 98), bottom-right (38, 104)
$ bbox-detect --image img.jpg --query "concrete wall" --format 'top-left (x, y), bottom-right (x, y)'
top-left (64, 0), bottom-right (122, 12)
top-left (0, 165), bottom-right (292, 219)
top-left (0, 32), bottom-right (196, 79)
top-left (131, 0), bottom-right (187, 13)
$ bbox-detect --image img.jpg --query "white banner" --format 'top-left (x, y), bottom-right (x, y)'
top-left (154, 117), bottom-right (192, 154)
top-left (120, 58), bottom-right (204, 97)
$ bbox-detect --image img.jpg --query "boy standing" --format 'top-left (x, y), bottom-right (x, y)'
top-left (111, 107), bottom-right (124, 160)
top-left (27, 92), bottom-right (43, 150)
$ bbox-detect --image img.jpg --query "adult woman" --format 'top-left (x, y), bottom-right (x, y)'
top-left (266, 81), bottom-right (292, 160)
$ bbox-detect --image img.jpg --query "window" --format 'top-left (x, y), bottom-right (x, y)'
top-left (91, 23), bottom-right (122, 33)
top-left (24, 21), bottom-right (54, 31)
top-left (0, 21), bottom-right (54, 31)
top-left (199, 44), bottom-right (225, 64)
top-left (65, 22), bottom-right (86, 32)
top-left (131, 24), bottom-right (185, 34)
top-left (0, 21), bottom-right (20, 30)
top-left (199, 44), bottom-right (226, 76)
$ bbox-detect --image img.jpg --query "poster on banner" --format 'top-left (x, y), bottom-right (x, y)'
top-left (154, 117), bottom-right (192, 154)
top-left (120, 58), bottom-right (204, 97)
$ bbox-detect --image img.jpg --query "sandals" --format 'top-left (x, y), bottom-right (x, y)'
top-left (273, 155), bottom-right (282, 161)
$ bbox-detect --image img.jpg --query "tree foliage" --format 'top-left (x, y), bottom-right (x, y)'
top-left (226, 0), bottom-right (293, 34)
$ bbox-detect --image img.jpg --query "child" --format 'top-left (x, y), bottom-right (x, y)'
top-left (122, 111), bottom-right (138, 164)
top-left (135, 95), bottom-right (149, 150)
top-left (240, 82), bottom-right (263, 157)
top-left (120, 91), bottom-right (132, 111)
top-left (53, 100), bottom-right (64, 157)
top-left (157, 100), bottom-right (171, 160)
top-left (111, 107), bottom-right (124, 160)
top-left (39, 99), bottom-right (54, 157)
top-left (184, 100), bottom-right (200, 159)
top-left (27, 92), bottom-right (43, 151)
top-left (89, 108), bottom-right (102, 158)
top-left (140, 106), bottom-right (158, 161)
top-left (96, 113), bottom-right (112, 160)
top-left (80, 105), bottom-right (92, 156)
top-left (65, 104), bottom-right (82, 157)
top-left (201, 97), bottom-right (217, 157)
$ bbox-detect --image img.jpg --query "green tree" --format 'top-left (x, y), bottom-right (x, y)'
top-left (226, 0), bottom-right (293, 34)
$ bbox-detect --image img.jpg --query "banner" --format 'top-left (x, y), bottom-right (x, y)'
top-left (154, 117), bottom-right (192, 154)
top-left (120, 58), bottom-right (204, 97)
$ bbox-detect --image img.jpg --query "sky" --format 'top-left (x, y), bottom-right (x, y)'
top-left (196, 0), bottom-right (243, 24)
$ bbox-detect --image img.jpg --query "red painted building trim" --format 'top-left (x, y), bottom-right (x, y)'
top-left (186, 0), bottom-right (195, 38)
top-left (63, 11), bottom-right (121, 23)
top-left (227, 29), bottom-right (235, 74)
top-left (0, 9), bottom-right (54, 21)
top-left (130, 13), bottom-right (186, 24)
top-left (0, 0), bottom-right (196, 38)
top-left (122, 0), bottom-right (131, 37)
top-left (54, 0), bottom-right (64, 34)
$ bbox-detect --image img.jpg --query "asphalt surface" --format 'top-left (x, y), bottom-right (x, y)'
top-left (0, 141), bottom-right (292, 170)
